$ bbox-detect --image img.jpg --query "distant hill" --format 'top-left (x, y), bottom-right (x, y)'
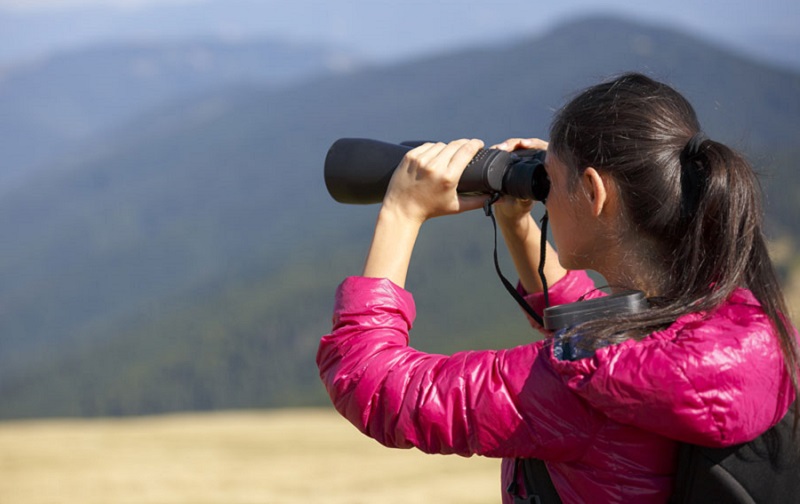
top-left (0, 38), bottom-right (359, 185)
top-left (1, 16), bottom-right (799, 419)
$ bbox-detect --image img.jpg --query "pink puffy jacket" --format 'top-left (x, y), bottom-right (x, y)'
top-left (317, 270), bottom-right (796, 503)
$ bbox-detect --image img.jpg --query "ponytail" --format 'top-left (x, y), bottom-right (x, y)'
top-left (669, 137), bottom-right (761, 306)
top-left (676, 138), bottom-right (799, 407)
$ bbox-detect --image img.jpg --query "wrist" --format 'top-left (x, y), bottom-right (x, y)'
top-left (377, 204), bottom-right (425, 232)
top-left (497, 211), bottom-right (533, 236)
top-left (362, 206), bottom-right (423, 288)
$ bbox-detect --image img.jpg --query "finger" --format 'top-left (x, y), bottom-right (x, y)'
top-left (409, 141), bottom-right (446, 161)
top-left (435, 139), bottom-right (472, 163)
top-left (490, 138), bottom-right (549, 151)
top-left (446, 138), bottom-right (484, 177)
top-left (402, 142), bottom-right (446, 173)
top-left (419, 139), bottom-right (474, 181)
top-left (520, 138), bottom-right (549, 150)
top-left (490, 138), bottom-right (522, 151)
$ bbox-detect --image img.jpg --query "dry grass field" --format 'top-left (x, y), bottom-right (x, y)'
top-left (0, 408), bottom-right (500, 504)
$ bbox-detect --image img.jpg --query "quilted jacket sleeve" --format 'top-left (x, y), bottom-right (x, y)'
top-left (317, 276), bottom-right (604, 460)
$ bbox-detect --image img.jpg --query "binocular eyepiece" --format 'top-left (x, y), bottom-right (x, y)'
top-left (324, 138), bottom-right (550, 205)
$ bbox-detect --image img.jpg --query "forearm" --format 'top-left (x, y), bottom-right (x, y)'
top-left (498, 213), bottom-right (566, 294)
top-left (362, 207), bottom-right (422, 288)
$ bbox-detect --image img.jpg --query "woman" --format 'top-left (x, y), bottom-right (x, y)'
top-left (316, 73), bottom-right (799, 503)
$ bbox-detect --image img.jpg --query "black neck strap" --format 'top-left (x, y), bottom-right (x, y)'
top-left (484, 193), bottom-right (550, 327)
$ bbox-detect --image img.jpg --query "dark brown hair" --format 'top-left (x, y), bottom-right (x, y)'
top-left (549, 73), bottom-right (799, 416)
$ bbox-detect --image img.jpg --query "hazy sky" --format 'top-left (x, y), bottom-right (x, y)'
top-left (1, 0), bottom-right (798, 68)
top-left (1, 0), bottom-right (795, 29)
top-left (2, 0), bottom-right (796, 40)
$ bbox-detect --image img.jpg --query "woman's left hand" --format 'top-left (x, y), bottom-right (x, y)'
top-left (489, 137), bottom-right (549, 224)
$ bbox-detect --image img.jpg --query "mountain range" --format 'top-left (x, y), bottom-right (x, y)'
top-left (1, 15), bottom-right (799, 419)
top-left (0, 37), bottom-right (358, 185)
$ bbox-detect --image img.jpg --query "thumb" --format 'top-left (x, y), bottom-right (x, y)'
top-left (457, 194), bottom-right (491, 213)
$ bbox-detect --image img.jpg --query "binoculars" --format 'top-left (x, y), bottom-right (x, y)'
top-left (324, 138), bottom-right (550, 204)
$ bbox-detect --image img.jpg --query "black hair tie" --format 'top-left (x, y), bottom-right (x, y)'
top-left (679, 131), bottom-right (709, 220)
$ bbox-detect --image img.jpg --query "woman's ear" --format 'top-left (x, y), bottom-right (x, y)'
top-left (582, 167), bottom-right (608, 218)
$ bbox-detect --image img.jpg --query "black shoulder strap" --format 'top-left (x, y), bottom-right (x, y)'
top-left (507, 458), bottom-right (563, 504)
top-left (670, 404), bottom-right (800, 504)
